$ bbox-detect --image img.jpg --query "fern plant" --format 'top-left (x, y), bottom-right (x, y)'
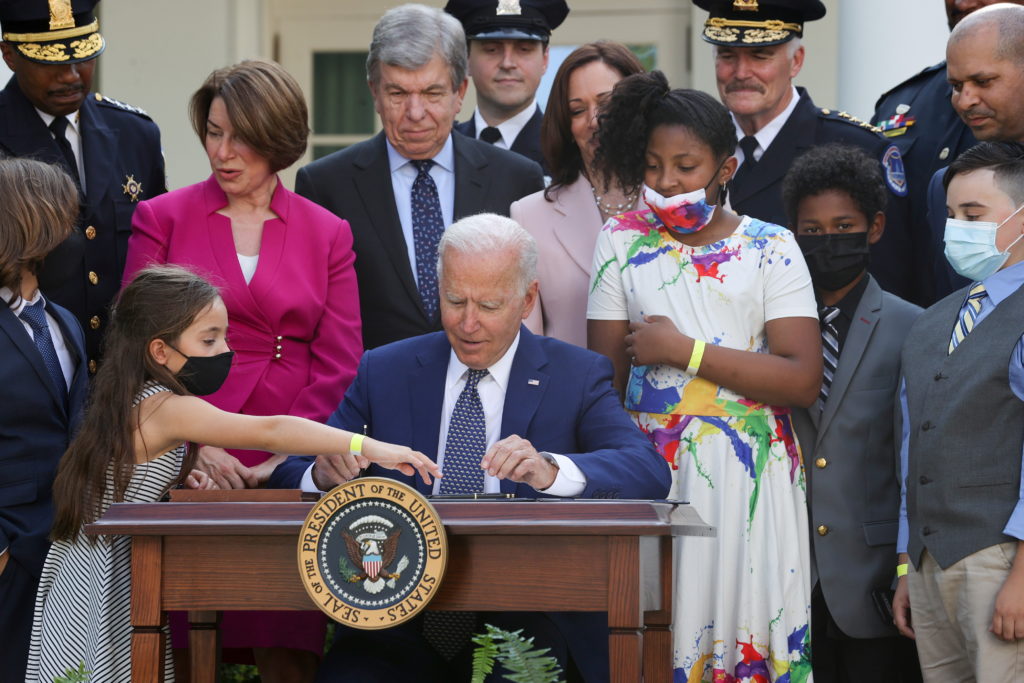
top-left (53, 663), bottom-right (90, 683)
top-left (471, 624), bottom-right (564, 683)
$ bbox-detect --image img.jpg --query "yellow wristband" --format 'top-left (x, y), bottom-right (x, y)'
top-left (349, 433), bottom-right (365, 457)
top-left (896, 563), bottom-right (908, 578)
top-left (687, 339), bottom-right (706, 375)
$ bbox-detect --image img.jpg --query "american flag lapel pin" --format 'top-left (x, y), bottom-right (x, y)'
top-left (528, 379), bottom-right (540, 386)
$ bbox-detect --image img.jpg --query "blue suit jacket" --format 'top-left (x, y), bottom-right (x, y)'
top-left (0, 299), bottom-right (88, 577)
top-left (270, 327), bottom-right (670, 499)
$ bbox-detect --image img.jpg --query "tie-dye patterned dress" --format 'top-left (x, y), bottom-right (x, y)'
top-left (588, 209), bottom-right (817, 683)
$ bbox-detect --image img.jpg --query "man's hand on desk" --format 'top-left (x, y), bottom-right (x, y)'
top-left (481, 435), bottom-right (558, 491)
top-left (311, 452), bottom-right (365, 491)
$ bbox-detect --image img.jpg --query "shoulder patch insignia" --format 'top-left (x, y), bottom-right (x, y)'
top-left (94, 94), bottom-right (152, 119)
top-left (882, 144), bottom-right (908, 197)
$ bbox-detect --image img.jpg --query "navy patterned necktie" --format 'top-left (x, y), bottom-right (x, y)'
top-left (20, 300), bottom-right (68, 397)
top-left (819, 306), bottom-right (840, 411)
top-left (49, 115), bottom-right (82, 191)
top-left (410, 159), bottom-right (445, 319)
top-left (439, 368), bottom-right (488, 494)
top-left (425, 368), bottom-right (489, 659)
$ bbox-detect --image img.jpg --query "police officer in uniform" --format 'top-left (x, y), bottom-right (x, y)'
top-left (0, 0), bottom-right (166, 370)
top-left (872, 1), bottom-right (1024, 305)
top-left (694, 0), bottom-right (925, 305)
top-left (446, 0), bottom-right (569, 175)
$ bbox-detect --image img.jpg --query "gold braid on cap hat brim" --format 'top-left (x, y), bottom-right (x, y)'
top-left (3, 18), bottom-right (99, 43)
top-left (704, 16), bottom-right (802, 44)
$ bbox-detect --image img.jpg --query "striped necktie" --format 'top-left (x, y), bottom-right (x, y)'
top-left (819, 306), bottom-right (840, 410)
top-left (949, 282), bottom-right (987, 354)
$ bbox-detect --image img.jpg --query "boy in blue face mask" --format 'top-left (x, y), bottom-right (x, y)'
top-left (782, 144), bottom-right (923, 683)
top-left (893, 140), bottom-right (1024, 681)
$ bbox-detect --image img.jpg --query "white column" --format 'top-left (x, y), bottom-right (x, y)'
top-left (837, 0), bottom-right (948, 120)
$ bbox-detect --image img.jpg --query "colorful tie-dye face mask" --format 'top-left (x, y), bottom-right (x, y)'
top-left (642, 185), bottom-right (717, 233)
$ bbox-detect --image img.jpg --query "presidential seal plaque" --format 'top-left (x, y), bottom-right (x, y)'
top-left (298, 477), bottom-right (448, 629)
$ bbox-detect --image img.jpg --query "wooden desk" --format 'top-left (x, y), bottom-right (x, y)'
top-left (86, 500), bottom-right (711, 682)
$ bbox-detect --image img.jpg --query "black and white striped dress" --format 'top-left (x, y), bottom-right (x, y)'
top-left (26, 383), bottom-right (183, 683)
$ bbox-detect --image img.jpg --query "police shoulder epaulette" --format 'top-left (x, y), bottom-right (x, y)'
top-left (819, 108), bottom-right (882, 134)
top-left (93, 93), bottom-right (153, 120)
top-left (874, 61), bottom-right (946, 104)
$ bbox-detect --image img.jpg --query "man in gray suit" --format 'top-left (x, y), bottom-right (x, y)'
top-left (296, 4), bottom-right (544, 351)
top-left (783, 145), bottom-right (922, 683)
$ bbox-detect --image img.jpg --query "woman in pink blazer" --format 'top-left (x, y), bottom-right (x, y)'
top-left (511, 42), bottom-right (644, 347)
top-left (123, 60), bottom-right (359, 682)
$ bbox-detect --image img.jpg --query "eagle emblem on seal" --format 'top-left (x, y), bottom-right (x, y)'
top-left (342, 515), bottom-right (409, 594)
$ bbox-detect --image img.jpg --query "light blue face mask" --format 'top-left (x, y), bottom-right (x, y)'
top-left (944, 204), bottom-right (1024, 281)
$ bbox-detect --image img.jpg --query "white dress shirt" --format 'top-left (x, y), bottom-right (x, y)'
top-left (386, 135), bottom-right (456, 288)
top-left (471, 100), bottom-right (538, 151)
top-left (731, 86), bottom-right (801, 168)
top-left (300, 333), bottom-right (587, 496)
top-left (36, 107), bottom-right (86, 194)
top-left (1, 287), bottom-right (75, 390)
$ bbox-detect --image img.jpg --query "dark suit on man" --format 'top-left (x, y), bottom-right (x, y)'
top-left (0, 77), bottom-right (166, 367)
top-left (271, 326), bottom-right (671, 682)
top-left (295, 132), bottom-right (544, 350)
top-left (731, 88), bottom-right (924, 306)
top-left (0, 298), bottom-right (88, 681)
top-left (791, 276), bottom-right (921, 682)
top-left (872, 61), bottom-right (976, 307)
top-left (454, 105), bottom-right (547, 174)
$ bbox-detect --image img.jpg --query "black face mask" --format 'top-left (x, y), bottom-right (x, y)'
top-left (796, 232), bottom-right (871, 292)
top-left (169, 345), bottom-right (234, 396)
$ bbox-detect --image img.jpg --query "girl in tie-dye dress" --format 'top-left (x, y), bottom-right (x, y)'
top-left (587, 72), bottom-right (820, 682)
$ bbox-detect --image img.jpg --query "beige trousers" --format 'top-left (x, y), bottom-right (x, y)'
top-left (907, 544), bottom-right (1024, 683)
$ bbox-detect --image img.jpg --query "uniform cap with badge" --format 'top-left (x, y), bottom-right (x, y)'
top-left (444, 0), bottom-right (569, 42)
top-left (0, 0), bottom-right (104, 64)
top-left (693, 0), bottom-right (826, 46)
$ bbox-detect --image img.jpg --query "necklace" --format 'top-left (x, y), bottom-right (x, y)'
top-left (592, 185), bottom-right (638, 216)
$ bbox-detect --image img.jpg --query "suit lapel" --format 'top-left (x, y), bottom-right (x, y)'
top-left (731, 89), bottom-right (816, 207)
top-left (499, 328), bottom-right (550, 494)
top-left (80, 97), bottom-right (116, 209)
top-left (818, 277), bottom-right (881, 439)
top-left (0, 78), bottom-right (64, 163)
top-left (509, 106), bottom-right (543, 162)
top-left (353, 133), bottom-right (424, 317)
top-left (553, 177), bottom-right (604, 275)
top-left (410, 335), bottom-right (450, 495)
top-left (0, 305), bottom-right (66, 413)
top-left (452, 133), bottom-right (491, 219)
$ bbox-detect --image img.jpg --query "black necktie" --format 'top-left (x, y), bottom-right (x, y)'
top-left (738, 135), bottom-right (759, 169)
top-left (49, 115), bottom-right (82, 191)
top-left (479, 126), bottom-right (501, 144)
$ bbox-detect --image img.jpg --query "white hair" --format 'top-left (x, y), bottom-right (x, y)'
top-left (436, 213), bottom-right (538, 294)
top-left (712, 36), bottom-right (803, 60)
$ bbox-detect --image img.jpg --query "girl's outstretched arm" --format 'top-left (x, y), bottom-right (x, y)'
top-left (136, 393), bottom-right (441, 485)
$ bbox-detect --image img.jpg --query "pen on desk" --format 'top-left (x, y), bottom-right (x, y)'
top-left (430, 493), bottom-right (515, 500)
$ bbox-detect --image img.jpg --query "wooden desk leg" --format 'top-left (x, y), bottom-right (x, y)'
top-left (189, 611), bottom-right (221, 683)
top-left (642, 536), bottom-right (673, 683)
top-left (130, 536), bottom-right (166, 683)
top-left (608, 537), bottom-right (642, 683)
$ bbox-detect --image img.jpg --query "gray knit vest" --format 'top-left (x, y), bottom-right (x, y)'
top-left (902, 283), bottom-right (1024, 570)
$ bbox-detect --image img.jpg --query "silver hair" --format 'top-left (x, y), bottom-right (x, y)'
top-left (366, 4), bottom-right (468, 90)
top-left (437, 213), bottom-right (538, 295)
top-left (712, 36), bottom-right (802, 59)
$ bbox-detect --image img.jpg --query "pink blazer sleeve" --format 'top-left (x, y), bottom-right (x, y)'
top-left (286, 216), bottom-right (362, 421)
top-left (123, 199), bottom-right (170, 286)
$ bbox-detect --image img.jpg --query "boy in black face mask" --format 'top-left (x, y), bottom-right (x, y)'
top-left (782, 144), bottom-right (924, 683)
